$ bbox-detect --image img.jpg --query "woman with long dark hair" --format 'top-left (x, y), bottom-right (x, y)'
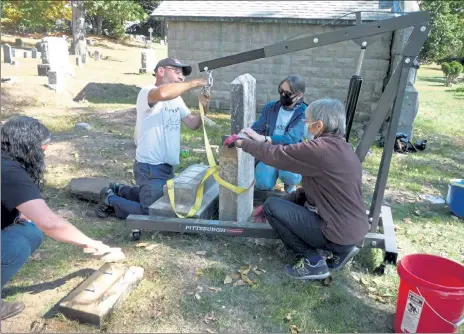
top-left (1, 116), bottom-right (118, 320)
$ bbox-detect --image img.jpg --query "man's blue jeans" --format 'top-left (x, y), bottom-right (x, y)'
top-left (108, 161), bottom-right (174, 219)
top-left (255, 162), bottom-right (302, 193)
top-left (1, 221), bottom-right (43, 289)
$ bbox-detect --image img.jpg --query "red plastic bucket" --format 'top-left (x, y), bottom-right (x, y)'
top-left (395, 254), bottom-right (464, 333)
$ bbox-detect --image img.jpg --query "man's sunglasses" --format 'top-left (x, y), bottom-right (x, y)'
top-left (278, 87), bottom-right (293, 99)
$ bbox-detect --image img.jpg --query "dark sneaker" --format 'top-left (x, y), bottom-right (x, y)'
top-left (109, 182), bottom-right (125, 197)
top-left (284, 257), bottom-right (330, 280)
top-left (327, 246), bottom-right (360, 271)
top-left (96, 187), bottom-right (115, 219)
top-left (0, 299), bottom-right (25, 320)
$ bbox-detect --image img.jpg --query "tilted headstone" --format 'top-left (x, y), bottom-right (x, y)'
top-left (219, 74), bottom-right (256, 223)
top-left (149, 164), bottom-right (219, 219)
top-left (3, 44), bottom-right (13, 64)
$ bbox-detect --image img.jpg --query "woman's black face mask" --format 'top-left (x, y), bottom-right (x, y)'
top-left (278, 88), bottom-right (294, 106)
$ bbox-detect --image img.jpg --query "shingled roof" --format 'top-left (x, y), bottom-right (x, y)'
top-left (151, 1), bottom-right (395, 24)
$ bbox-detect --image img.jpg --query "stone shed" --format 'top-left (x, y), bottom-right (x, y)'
top-left (152, 1), bottom-right (399, 124)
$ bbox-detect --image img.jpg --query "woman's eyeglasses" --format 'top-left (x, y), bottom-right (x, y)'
top-left (278, 87), bottom-right (293, 99)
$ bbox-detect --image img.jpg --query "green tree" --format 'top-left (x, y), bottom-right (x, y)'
top-left (84, 0), bottom-right (147, 38)
top-left (1, 0), bottom-right (72, 34)
top-left (419, 0), bottom-right (464, 61)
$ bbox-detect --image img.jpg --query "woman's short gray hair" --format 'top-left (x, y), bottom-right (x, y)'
top-left (306, 98), bottom-right (346, 136)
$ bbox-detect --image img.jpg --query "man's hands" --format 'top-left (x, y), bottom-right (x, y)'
top-left (252, 205), bottom-right (266, 223)
top-left (243, 127), bottom-right (266, 143)
top-left (198, 92), bottom-right (210, 112)
top-left (193, 78), bottom-right (208, 88)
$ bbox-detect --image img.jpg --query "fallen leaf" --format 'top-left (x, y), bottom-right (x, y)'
top-left (32, 252), bottom-right (42, 261)
top-left (238, 266), bottom-right (251, 275)
top-left (241, 274), bottom-right (256, 286)
top-left (208, 287), bottom-right (222, 293)
top-left (252, 269), bottom-right (262, 276)
top-left (196, 251), bottom-right (207, 256)
top-left (291, 324), bottom-right (300, 333)
top-left (414, 210), bottom-right (421, 216)
top-left (232, 280), bottom-right (247, 287)
top-left (230, 273), bottom-right (241, 280)
top-left (259, 269), bottom-right (267, 273)
top-left (145, 244), bottom-right (157, 250)
top-left (206, 329), bottom-right (217, 334)
top-left (74, 152), bottom-right (79, 159)
top-left (285, 313), bottom-right (292, 321)
top-left (135, 242), bottom-right (149, 248)
top-left (203, 312), bottom-right (216, 324)
top-left (223, 275), bottom-right (233, 284)
top-left (250, 265), bottom-right (258, 271)
top-left (195, 268), bottom-right (204, 276)
top-left (195, 293), bottom-right (201, 300)
top-left (360, 277), bottom-right (368, 285)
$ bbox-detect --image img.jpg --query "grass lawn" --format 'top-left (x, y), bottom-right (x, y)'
top-left (1, 34), bottom-right (463, 333)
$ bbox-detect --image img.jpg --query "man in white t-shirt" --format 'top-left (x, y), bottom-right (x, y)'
top-left (96, 57), bottom-right (209, 219)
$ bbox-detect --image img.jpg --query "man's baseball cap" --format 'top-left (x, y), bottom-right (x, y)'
top-left (153, 57), bottom-right (192, 76)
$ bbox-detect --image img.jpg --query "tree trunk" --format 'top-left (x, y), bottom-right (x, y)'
top-left (96, 16), bottom-right (103, 36)
top-left (71, 0), bottom-right (87, 57)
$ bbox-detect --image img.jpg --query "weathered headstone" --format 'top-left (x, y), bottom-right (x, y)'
top-left (58, 263), bottom-right (144, 326)
top-left (94, 50), bottom-right (101, 61)
top-left (15, 38), bottom-right (24, 47)
top-left (39, 37), bottom-right (73, 76)
top-left (149, 164), bottom-right (219, 219)
top-left (230, 74), bottom-right (257, 134)
top-left (37, 64), bottom-right (50, 76)
top-left (3, 44), bottom-right (13, 64)
top-left (23, 51), bottom-right (28, 58)
top-left (47, 70), bottom-right (64, 93)
top-left (82, 52), bottom-right (88, 64)
top-left (219, 74), bottom-right (256, 223)
top-left (31, 48), bottom-right (38, 58)
top-left (139, 49), bottom-right (155, 74)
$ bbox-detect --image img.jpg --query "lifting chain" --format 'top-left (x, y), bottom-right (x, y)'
top-left (200, 68), bottom-right (213, 97)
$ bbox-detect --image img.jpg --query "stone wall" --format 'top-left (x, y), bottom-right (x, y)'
top-left (167, 20), bottom-right (393, 123)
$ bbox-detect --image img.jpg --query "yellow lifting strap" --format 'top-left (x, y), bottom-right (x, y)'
top-left (167, 103), bottom-right (254, 218)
